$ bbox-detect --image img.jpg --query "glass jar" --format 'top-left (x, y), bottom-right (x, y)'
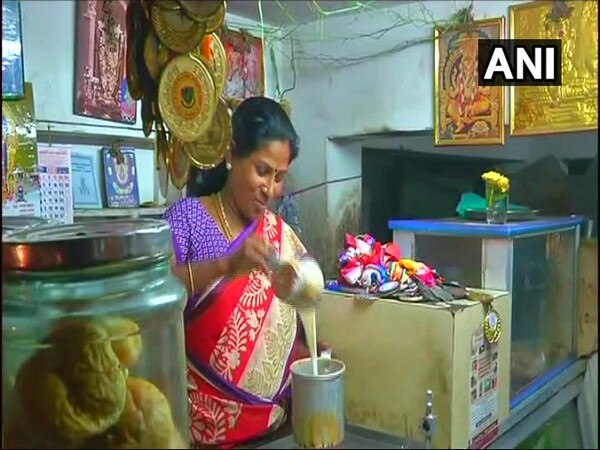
top-left (485, 182), bottom-right (509, 224)
top-left (2, 216), bottom-right (54, 235)
top-left (2, 219), bottom-right (190, 449)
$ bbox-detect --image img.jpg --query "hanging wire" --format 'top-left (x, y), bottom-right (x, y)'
top-left (275, 175), bottom-right (363, 236)
top-left (279, 36), bottom-right (296, 100)
top-left (243, 0), bottom-right (473, 71)
top-left (257, 0), bottom-right (269, 95)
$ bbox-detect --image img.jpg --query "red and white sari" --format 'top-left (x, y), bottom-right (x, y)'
top-left (184, 211), bottom-right (304, 448)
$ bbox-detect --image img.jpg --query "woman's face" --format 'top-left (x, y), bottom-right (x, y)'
top-left (227, 140), bottom-right (292, 222)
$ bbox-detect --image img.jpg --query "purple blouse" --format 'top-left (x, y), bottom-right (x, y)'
top-left (163, 197), bottom-right (230, 264)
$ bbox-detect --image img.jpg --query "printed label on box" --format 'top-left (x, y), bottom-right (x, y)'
top-left (468, 326), bottom-right (500, 449)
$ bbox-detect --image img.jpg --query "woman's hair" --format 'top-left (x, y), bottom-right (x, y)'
top-left (186, 97), bottom-right (299, 197)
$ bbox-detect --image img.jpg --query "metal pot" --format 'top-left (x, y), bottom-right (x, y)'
top-left (269, 254), bottom-right (325, 310)
top-left (290, 354), bottom-right (345, 448)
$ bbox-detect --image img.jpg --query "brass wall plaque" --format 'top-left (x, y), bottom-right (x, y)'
top-left (158, 55), bottom-right (217, 142)
top-left (181, 98), bottom-right (231, 169)
top-left (510, 1), bottom-right (598, 136)
top-left (169, 136), bottom-right (191, 190)
top-left (151, 4), bottom-right (205, 53)
top-left (190, 34), bottom-right (227, 99)
top-left (205, 3), bottom-right (226, 33)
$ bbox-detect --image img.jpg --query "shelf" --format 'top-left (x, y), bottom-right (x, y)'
top-left (74, 207), bottom-right (166, 218)
top-left (36, 128), bottom-right (155, 150)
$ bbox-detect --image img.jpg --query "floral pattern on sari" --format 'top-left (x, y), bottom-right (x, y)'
top-left (177, 209), bottom-right (301, 447)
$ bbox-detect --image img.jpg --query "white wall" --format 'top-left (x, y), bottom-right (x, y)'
top-left (20, 0), bottom-right (143, 137)
top-left (20, 0), bottom-right (281, 204)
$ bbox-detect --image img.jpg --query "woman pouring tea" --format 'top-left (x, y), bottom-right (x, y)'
top-left (164, 97), bottom-right (326, 448)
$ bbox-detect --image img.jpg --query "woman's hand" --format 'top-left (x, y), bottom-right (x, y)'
top-left (221, 236), bottom-right (270, 278)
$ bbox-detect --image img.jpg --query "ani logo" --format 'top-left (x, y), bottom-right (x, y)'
top-left (478, 39), bottom-right (562, 87)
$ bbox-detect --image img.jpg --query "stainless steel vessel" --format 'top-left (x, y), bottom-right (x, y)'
top-left (290, 355), bottom-right (345, 448)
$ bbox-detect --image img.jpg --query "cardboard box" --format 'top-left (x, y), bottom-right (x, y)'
top-left (316, 290), bottom-right (512, 449)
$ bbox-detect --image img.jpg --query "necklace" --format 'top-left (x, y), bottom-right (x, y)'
top-left (216, 192), bottom-right (233, 241)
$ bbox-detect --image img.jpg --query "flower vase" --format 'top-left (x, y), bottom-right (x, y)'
top-left (485, 182), bottom-right (509, 224)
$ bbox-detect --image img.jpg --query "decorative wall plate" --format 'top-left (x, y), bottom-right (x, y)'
top-left (156, 123), bottom-right (169, 164)
top-left (143, 30), bottom-right (174, 81)
top-left (190, 33), bottom-right (227, 98)
top-left (181, 98), bottom-right (231, 169)
top-left (126, 2), bottom-right (143, 100)
top-left (205, 2), bottom-right (226, 33)
top-left (158, 55), bottom-right (217, 142)
top-left (169, 136), bottom-right (191, 190)
top-left (141, 97), bottom-right (154, 137)
top-left (151, 4), bottom-right (206, 53)
top-left (177, 0), bottom-right (223, 22)
top-left (156, 0), bottom-right (181, 11)
top-left (156, 124), bottom-right (170, 198)
top-left (126, 37), bottom-right (142, 100)
top-left (157, 147), bottom-right (169, 198)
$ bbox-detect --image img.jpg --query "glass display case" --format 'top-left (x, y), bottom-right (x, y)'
top-left (389, 216), bottom-right (584, 404)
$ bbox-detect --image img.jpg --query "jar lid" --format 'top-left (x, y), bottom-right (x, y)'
top-left (2, 219), bottom-right (173, 271)
top-left (2, 216), bottom-right (54, 234)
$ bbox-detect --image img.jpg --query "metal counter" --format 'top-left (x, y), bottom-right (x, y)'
top-left (259, 424), bottom-right (425, 449)
top-left (257, 359), bottom-right (592, 449)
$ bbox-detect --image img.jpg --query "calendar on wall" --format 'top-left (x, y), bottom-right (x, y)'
top-left (37, 144), bottom-right (73, 224)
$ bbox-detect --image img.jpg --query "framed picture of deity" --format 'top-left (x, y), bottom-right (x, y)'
top-left (219, 28), bottom-right (266, 100)
top-left (509, 1), bottom-right (598, 136)
top-left (102, 146), bottom-right (140, 208)
top-left (434, 17), bottom-right (505, 146)
top-left (74, 0), bottom-right (137, 125)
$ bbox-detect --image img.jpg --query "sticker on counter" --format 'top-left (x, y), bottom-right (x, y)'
top-left (468, 326), bottom-right (499, 449)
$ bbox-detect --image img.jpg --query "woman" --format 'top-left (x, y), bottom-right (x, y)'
top-left (164, 97), bottom-right (316, 448)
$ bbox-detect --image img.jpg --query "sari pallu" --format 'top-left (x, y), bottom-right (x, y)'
top-left (185, 211), bottom-right (305, 448)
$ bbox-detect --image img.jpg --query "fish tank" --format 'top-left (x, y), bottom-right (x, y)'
top-left (388, 216), bottom-right (583, 405)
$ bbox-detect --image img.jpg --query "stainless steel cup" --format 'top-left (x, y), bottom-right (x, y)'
top-left (290, 356), bottom-right (345, 448)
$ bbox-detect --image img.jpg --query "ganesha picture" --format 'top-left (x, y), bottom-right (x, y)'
top-left (434, 18), bottom-right (505, 146)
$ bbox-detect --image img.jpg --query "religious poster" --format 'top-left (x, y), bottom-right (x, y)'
top-left (434, 17), bottom-right (505, 146)
top-left (220, 28), bottom-right (265, 100)
top-left (509, 1), bottom-right (598, 136)
top-left (2, 0), bottom-right (25, 100)
top-left (74, 0), bottom-right (137, 124)
top-left (2, 82), bottom-right (41, 217)
top-left (102, 146), bottom-right (140, 208)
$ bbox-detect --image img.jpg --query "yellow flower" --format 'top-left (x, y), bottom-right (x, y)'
top-left (482, 171), bottom-right (500, 182)
top-left (482, 171), bottom-right (510, 193)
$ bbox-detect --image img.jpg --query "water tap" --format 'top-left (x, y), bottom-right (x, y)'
top-left (421, 389), bottom-right (437, 450)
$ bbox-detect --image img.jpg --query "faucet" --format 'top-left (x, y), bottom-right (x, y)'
top-left (421, 389), bottom-right (437, 449)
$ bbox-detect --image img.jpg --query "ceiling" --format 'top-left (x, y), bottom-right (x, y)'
top-left (227, 0), bottom-right (404, 26)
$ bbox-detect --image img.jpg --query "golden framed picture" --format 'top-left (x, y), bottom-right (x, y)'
top-left (434, 17), bottom-right (505, 146)
top-left (219, 27), bottom-right (266, 100)
top-left (509, 1), bottom-right (598, 136)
